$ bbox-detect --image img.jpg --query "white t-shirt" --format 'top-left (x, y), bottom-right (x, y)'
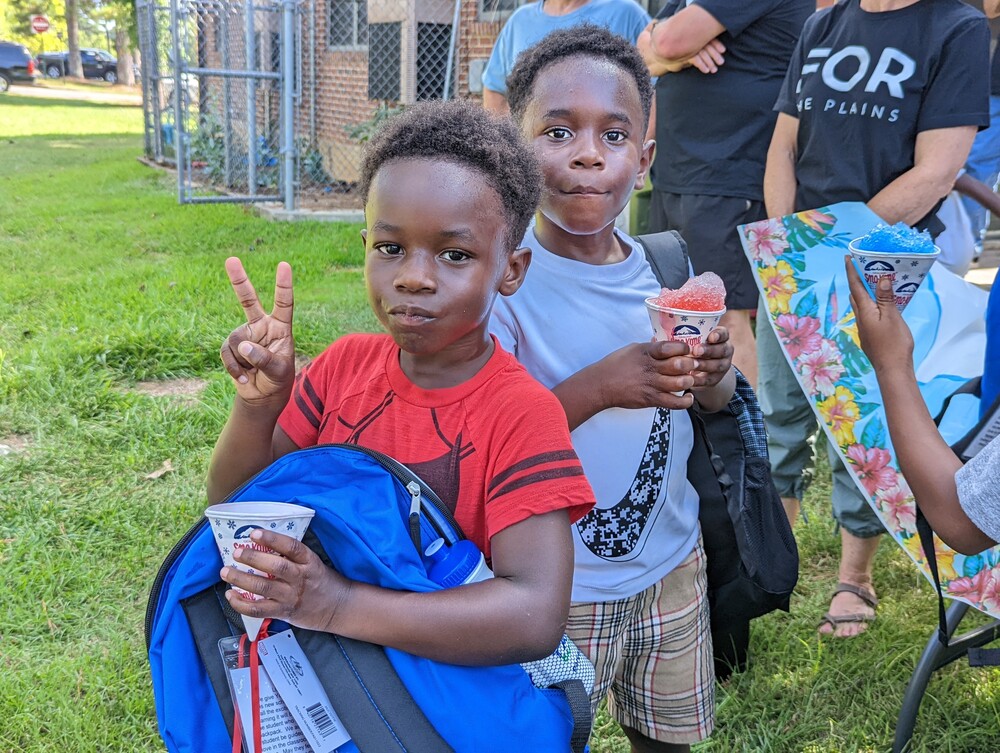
top-left (490, 227), bottom-right (699, 603)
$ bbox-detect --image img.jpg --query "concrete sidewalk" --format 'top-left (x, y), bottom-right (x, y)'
top-left (9, 81), bottom-right (142, 106)
top-left (966, 236), bottom-right (1000, 291)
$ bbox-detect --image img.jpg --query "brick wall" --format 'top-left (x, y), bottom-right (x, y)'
top-left (456, 0), bottom-right (502, 97)
top-left (199, 0), bottom-right (506, 186)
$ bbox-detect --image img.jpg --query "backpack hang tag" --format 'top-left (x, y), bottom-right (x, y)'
top-left (256, 630), bottom-right (351, 753)
top-left (218, 636), bottom-right (314, 753)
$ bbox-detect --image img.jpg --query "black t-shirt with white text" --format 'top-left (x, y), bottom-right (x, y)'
top-left (776, 0), bottom-right (990, 233)
top-left (652, 0), bottom-right (813, 200)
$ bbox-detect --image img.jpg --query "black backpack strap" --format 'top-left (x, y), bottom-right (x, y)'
top-left (550, 679), bottom-right (592, 753)
top-left (635, 230), bottom-right (691, 290)
top-left (298, 527), bottom-right (454, 751)
top-left (296, 629), bottom-right (454, 752)
top-left (181, 585), bottom-right (239, 738)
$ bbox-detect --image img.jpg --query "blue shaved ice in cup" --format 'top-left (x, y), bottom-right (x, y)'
top-left (848, 222), bottom-right (940, 311)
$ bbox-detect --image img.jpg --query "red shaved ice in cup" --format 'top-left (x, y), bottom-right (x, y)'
top-left (848, 223), bottom-right (940, 312)
top-left (205, 501), bottom-right (315, 640)
top-left (645, 272), bottom-right (727, 395)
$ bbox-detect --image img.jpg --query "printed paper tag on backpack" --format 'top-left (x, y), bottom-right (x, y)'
top-left (257, 630), bottom-right (351, 753)
top-left (219, 637), bottom-right (313, 753)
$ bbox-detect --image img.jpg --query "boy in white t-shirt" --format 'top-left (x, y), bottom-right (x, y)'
top-left (490, 25), bottom-right (735, 753)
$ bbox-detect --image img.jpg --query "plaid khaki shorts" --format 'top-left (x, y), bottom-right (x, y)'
top-left (566, 536), bottom-right (715, 744)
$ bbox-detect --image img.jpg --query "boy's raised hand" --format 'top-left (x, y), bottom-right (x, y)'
top-left (221, 257), bottom-right (296, 406)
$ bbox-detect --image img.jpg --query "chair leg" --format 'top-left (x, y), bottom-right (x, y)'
top-left (893, 601), bottom-right (1000, 752)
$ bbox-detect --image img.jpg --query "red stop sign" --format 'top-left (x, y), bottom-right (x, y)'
top-left (30, 15), bottom-right (50, 33)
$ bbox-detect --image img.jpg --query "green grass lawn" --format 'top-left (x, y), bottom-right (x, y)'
top-left (1, 93), bottom-right (999, 753)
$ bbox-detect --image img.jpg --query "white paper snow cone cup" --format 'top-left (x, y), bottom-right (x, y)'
top-left (644, 299), bottom-right (726, 394)
top-left (205, 501), bottom-right (315, 640)
top-left (644, 299), bottom-right (726, 347)
top-left (848, 238), bottom-right (940, 312)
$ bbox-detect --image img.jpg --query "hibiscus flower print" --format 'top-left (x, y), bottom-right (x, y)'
top-left (744, 219), bottom-right (787, 266)
top-left (775, 313), bottom-right (822, 360)
top-left (759, 260), bottom-right (798, 314)
top-left (796, 208), bottom-right (836, 233)
top-left (979, 567), bottom-right (1000, 612)
top-left (798, 339), bottom-right (845, 397)
top-left (845, 443), bottom-right (898, 496)
top-left (946, 567), bottom-right (994, 606)
top-left (818, 386), bottom-right (860, 446)
top-left (876, 483), bottom-right (916, 531)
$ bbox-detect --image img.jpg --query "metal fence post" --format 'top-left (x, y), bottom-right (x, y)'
top-left (442, 0), bottom-right (460, 101)
top-left (245, 0), bottom-right (257, 197)
top-left (282, 0), bottom-right (296, 210)
top-left (170, 0), bottom-right (185, 204)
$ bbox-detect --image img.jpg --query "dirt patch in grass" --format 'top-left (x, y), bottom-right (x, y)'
top-left (132, 378), bottom-right (207, 406)
top-left (0, 434), bottom-right (31, 455)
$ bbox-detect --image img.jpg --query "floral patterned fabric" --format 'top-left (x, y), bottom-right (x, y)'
top-left (739, 201), bottom-right (999, 617)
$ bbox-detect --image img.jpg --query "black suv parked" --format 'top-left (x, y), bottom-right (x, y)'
top-left (0, 41), bottom-right (38, 93)
top-left (37, 48), bottom-right (118, 83)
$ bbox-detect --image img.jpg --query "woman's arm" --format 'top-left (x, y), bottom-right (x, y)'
top-left (867, 126), bottom-right (977, 226)
top-left (764, 113), bottom-right (800, 218)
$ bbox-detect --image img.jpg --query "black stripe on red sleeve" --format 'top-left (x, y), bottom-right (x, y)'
top-left (487, 450), bottom-right (580, 494)
top-left (293, 374), bottom-right (322, 430)
top-left (489, 466), bottom-right (587, 502)
top-left (301, 372), bottom-right (324, 416)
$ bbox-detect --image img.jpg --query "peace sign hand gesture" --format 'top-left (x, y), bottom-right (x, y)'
top-left (220, 257), bottom-right (296, 408)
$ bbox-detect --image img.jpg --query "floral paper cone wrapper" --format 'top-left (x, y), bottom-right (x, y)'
top-left (848, 238), bottom-right (940, 312)
top-left (205, 501), bottom-right (315, 640)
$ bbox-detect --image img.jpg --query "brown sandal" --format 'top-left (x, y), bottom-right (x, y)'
top-left (818, 582), bottom-right (878, 635)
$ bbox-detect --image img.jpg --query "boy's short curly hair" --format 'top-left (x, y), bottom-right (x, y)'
top-left (506, 24), bottom-right (653, 128)
top-left (359, 99), bottom-right (542, 252)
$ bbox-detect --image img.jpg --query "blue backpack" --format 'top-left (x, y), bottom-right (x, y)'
top-left (146, 444), bottom-right (590, 753)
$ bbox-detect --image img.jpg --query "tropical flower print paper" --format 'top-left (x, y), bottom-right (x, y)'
top-left (739, 202), bottom-right (995, 618)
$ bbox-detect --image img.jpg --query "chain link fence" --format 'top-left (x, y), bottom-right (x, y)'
top-left (138, 0), bottom-right (462, 210)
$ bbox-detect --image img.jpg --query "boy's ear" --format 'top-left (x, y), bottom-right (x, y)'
top-left (633, 138), bottom-right (656, 192)
top-left (499, 246), bottom-right (532, 297)
top-left (359, 228), bottom-right (368, 250)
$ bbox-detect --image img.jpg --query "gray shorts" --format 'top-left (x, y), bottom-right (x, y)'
top-left (646, 190), bottom-right (764, 311)
top-left (756, 302), bottom-right (886, 538)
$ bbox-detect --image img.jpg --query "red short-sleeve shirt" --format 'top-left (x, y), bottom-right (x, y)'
top-left (278, 334), bottom-right (594, 557)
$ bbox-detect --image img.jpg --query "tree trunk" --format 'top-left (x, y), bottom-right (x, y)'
top-left (66, 0), bottom-right (83, 78)
top-left (115, 29), bottom-right (136, 86)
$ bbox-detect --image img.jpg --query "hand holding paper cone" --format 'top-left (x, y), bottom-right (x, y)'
top-left (205, 501), bottom-right (316, 639)
top-left (220, 523), bottom-right (353, 637)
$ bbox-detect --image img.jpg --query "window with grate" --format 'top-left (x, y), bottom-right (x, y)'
top-left (329, 0), bottom-right (368, 49)
top-left (478, 0), bottom-right (520, 22)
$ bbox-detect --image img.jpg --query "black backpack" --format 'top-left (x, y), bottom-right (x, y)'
top-left (636, 230), bottom-right (799, 677)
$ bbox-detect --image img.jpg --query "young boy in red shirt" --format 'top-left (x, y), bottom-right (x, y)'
top-left (206, 100), bottom-right (595, 666)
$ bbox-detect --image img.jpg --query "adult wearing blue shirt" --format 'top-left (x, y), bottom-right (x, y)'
top-left (638, 0), bottom-right (813, 390)
top-left (481, 0), bottom-right (649, 115)
top-left (959, 0), bottom-right (1000, 259)
top-left (762, 0), bottom-right (989, 639)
